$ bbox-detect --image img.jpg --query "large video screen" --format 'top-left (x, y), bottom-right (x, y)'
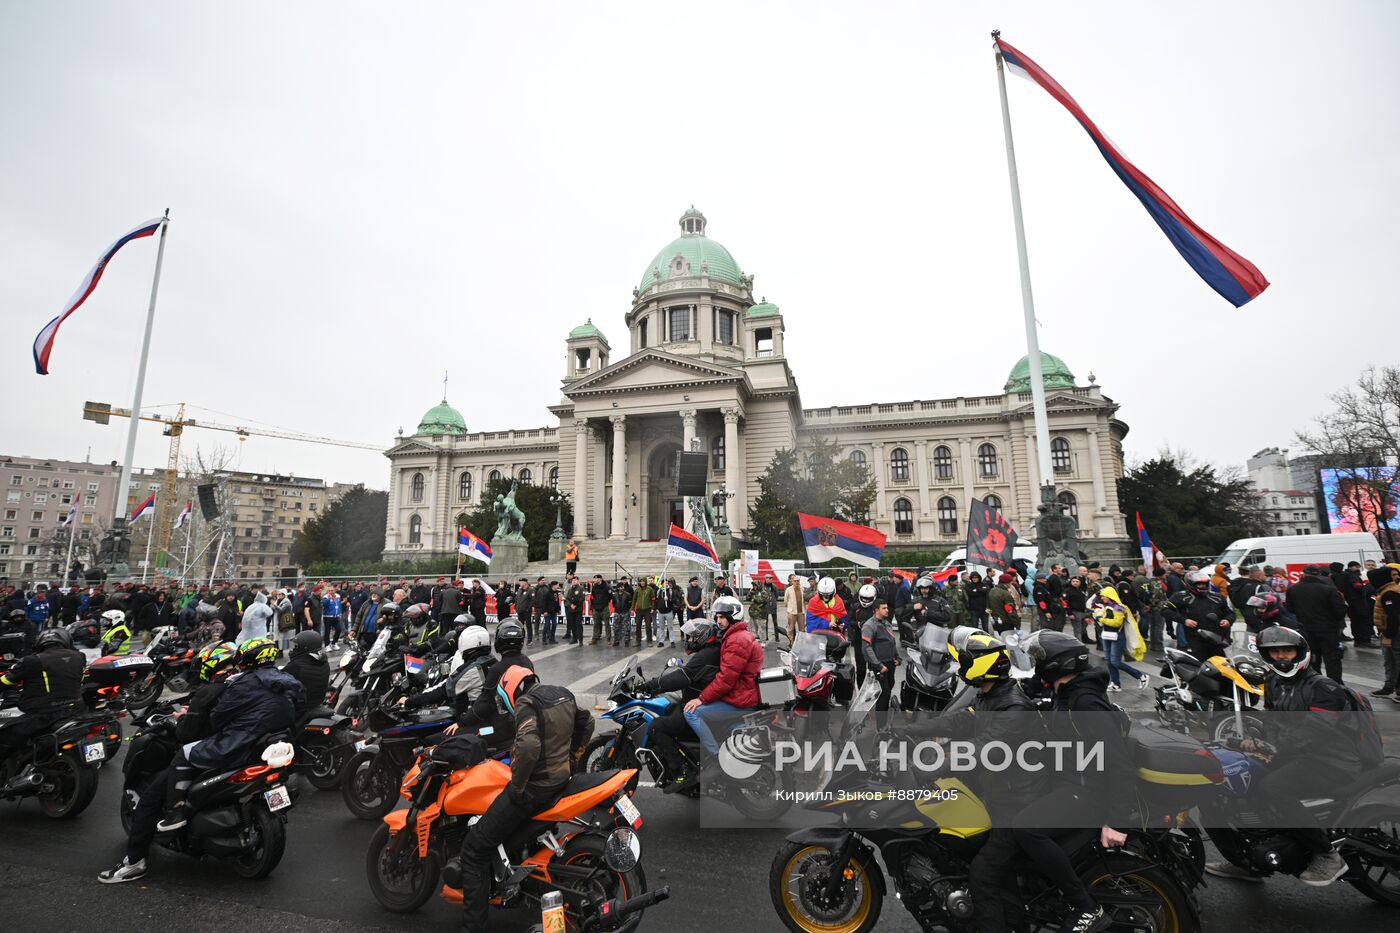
top-left (1318, 466), bottom-right (1400, 533)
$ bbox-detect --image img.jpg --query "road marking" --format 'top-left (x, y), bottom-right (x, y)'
top-left (528, 643), bottom-right (575, 663)
top-left (566, 650), bottom-right (647, 694)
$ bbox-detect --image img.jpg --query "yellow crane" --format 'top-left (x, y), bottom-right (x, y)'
top-left (83, 400), bottom-right (380, 568)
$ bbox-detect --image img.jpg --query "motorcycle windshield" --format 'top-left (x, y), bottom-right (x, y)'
top-left (790, 633), bottom-right (826, 679)
top-left (917, 625), bottom-right (950, 668)
top-left (366, 630), bottom-right (390, 661)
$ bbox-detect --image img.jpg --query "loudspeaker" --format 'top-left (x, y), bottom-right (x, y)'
top-left (675, 451), bottom-right (709, 497)
top-left (197, 483), bottom-right (220, 520)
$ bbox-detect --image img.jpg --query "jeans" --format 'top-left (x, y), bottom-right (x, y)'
top-left (654, 611), bottom-right (675, 644)
top-left (684, 700), bottom-right (749, 755)
top-left (542, 614), bottom-right (557, 643)
top-left (1103, 632), bottom-right (1145, 687)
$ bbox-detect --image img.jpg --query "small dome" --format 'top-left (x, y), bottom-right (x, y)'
top-left (747, 298), bottom-right (779, 318)
top-left (1005, 352), bottom-right (1076, 393)
top-left (638, 207), bottom-right (744, 292)
top-left (417, 400), bottom-right (467, 435)
top-left (569, 318), bottom-right (605, 340)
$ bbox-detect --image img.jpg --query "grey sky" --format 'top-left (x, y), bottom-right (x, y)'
top-left (3, 1), bottom-right (1396, 490)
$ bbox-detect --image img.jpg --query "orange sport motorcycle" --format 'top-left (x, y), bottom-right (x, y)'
top-left (365, 735), bottom-right (667, 931)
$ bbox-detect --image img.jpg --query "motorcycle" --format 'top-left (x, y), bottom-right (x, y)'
top-left (0, 698), bottom-right (119, 819)
top-left (779, 631), bottom-right (853, 717)
top-left (119, 702), bottom-right (298, 878)
top-left (1154, 630), bottom-right (1267, 743)
top-left (898, 623), bottom-right (964, 712)
top-left (366, 732), bottom-right (668, 931)
top-left (293, 702), bottom-right (360, 792)
top-left (67, 617), bottom-right (102, 650)
top-left (123, 626), bottom-right (198, 710)
top-left (341, 696), bottom-right (455, 819)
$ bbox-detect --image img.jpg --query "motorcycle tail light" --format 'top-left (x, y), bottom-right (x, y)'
top-left (86, 723), bottom-right (106, 736)
top-left (231, 764), bottom-right (272, 783)
top-left (264, 771), bottom-right (281, 783)
top-left (323, 727), bottom-right (331, 735)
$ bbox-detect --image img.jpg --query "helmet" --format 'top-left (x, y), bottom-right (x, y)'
top-left (1022, 630), bottom-right (1090, 682)
top-left (816, 577), bottom-right (836, 597)
top-left (1246, 592), bottom-right (1284, 622)
top-left (195, 642), bottom-right (238, 682)
top-left (379, 601), bottom-right (402, 621)
top-left (457, 626), bottom-right (492, 661)
top-left (495, 620), bottom-right (526, 654)
top-left (293, 629), bottom-right (323, 653)
top-left (195, 600), bottom-right (220, 621)
top-left (7, 608), bottom-right (27, 622)
top-left (237, 637), bottom-right (280, 668)
top-left (711, 595), bottom-right (744, 622)
top-left (100, 609), bottom-right (126, 629)
top-left (495, 664), bottom-right (539, 713)
top-left (948, 626), bottom-right (1011, 684)
top-left (1256, 625), bottom-right (1310, 678)
top-left (680, 619), bottom-right (719, 653)
top-left (857, 584), bottom-right (877, 607)
top-left (34, 627), bottom-right (73, 651)
top-left (1184, 570), bottom-right (1211, 594)
top-left (453, 613), bottom-right (473, 628)
top-left (914, 575), bottom-right (934, 593)
top-left (403, 603), bottom-right (429, 626)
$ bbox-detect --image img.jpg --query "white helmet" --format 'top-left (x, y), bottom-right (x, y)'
top-left (451, 626), bottom-right (493, 673)
top-left (711, 595), bottom-right (745, 622)
top-left (100, 609), bottom-right (126, 629)
top-left (817, 576), bottom-right (836, 597)
top-left (858, 583), bottom-right (877, 606)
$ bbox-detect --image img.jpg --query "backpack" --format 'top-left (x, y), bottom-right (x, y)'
top-left (1298, 676), bottom-right (1386, 769)
top-left (277, 607), bottom-right (296, 632)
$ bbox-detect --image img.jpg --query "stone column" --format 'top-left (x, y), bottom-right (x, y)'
top-left (573, 419), bottom-right (589, 538)
top-left (959, 439), bottom-right (974, 506)
top-left (592, 426), bottom-right (607, 538)
top-left (1086, 427), bottom-right (1108, 513)
top-left (609, 415), bottom-right (627, 539)
top-left (872, 442), bottom-right (887, 519)
top-left (722, 408), bottom-right (742, 531)
top-left (383, 466), bottom-right (398, 552)
top-left (1004, 436), bottom-right (1020, 526)
top-left (680, 409), bottom-right (697, 451)
top-left (915, 440), bottom-right (930, 517)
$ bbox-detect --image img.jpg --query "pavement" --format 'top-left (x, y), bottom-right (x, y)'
top-left (2, 629), bottom-right (1395, 932)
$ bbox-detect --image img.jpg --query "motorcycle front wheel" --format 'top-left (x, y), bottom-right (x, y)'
top-left (1083, 851), bottom-right (1192, 933)
top-left (366, 822), bottom-right (440, 912)
top-left (1345, 812), bottom-right (1400, 906)
top-left (232, 805), bottom-right (287, 879)
top-left (769, 841), bottom-right (882, 933)
top-left (552, 831), bottom-right (647, 933)
top-left (38, 751), bottom-right (99, 819)
top-left (584, 734), bottom-right (637, 773)
top-left (342, 752), bottom-right (398, 820)
top-left (125, 671), bottom-right (164, 711)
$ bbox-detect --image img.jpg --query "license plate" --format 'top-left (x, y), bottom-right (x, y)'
top-left (264, 785), bottom-right (292, 811)
top-left (355, 739), bottom-right (371, 752)
top-left (83, 743), bottom-right (107, 763)
top-left (615, 794), bottom-right (642, 828)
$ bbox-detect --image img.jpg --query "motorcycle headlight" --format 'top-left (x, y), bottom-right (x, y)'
top-left (604, 827), bottom-right (640, 872)
top-left (339, 652), bottom-right (355, 670)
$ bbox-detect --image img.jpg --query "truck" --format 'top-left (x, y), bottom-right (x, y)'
top-left (1215, 532), bottom-right (1383, 583)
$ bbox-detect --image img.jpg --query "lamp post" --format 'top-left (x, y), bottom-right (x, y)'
top-left (550, 491), bottom-right (566, 540)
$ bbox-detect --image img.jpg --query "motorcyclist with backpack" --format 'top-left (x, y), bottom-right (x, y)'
top-left (281, 629), bottom-right (331, 710)
top-left (641, 618), bottom-right (723, 793)
top-left (455, 621), bottom-right (534, 747)
top-left (0, 628), bottom-right (85, 758)
top-left (399, 624), bottom-right (496, 733)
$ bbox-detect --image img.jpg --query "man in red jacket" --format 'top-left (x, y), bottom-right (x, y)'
top-left (684, 595), bottom-right (763, 768)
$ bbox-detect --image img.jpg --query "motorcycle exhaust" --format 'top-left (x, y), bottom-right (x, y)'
top-left (1, 770), bottom-right (44, 797)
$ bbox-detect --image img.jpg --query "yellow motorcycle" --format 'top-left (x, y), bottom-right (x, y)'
top-left (1154, 629), bottom-right (1267, 743)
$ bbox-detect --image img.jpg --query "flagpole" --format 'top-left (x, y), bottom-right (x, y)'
top-left (180, 513), bottom-right (193, 586)
top-left (992, 35), bottom-right (1054, 491)
top-left (141, 516), bottom-right (154, 583)
top-left (63, 517), bottom-right (76, 582)
top-left (112, 210), bottom-right (171, 567)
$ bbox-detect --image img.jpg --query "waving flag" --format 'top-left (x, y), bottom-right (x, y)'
top-left (33, 217), bottom-right (166, 375)
top-left (994, 36), bottom-right (1268, 308)
top-left (666, 524), bottom-right (720, 571)
top-left (1135, 512), bottom-right (1167, 572)
top-left (797, 513), bottom-right (886, 570)
top-left (458, 527), bottom-right (492, 564)
top-left (967, 498), bottom-right (1019, 572)
top-left (62, 502), bottom-right (78, 526)
top-left (130, 493), bottom-right (155, 522)
top-left (174, 500), bottom-right (193, 530)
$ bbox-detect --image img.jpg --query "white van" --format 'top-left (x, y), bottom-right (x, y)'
top-left (1216, 532), bottom-right (1383, 582)
top-left (937, 544), bottom-right (1041, 575)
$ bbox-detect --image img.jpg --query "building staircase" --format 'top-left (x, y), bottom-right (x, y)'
top-left (522, 538), bottom-right (678, 580)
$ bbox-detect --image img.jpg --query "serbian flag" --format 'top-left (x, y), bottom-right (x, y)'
top-left (33, 217), bottom-right (166, 374)
top-left (666, 524), bottom-right (720, 571)
top-left (130, 493), bottom-right (155, 522)
top-left (62, 502), bottom-right (78, 526)
top-left (994, 36), bottom-right (1268, 308)
top-left (797, 513), bottom-right (886, 570)
top-left (174, 500), bottom-right (193, 530)
top-left (458, 528), bottom-right (492, 564)
top-left (1135, 512), bottom-right (1167, 572)
top-left (403, 656), bottom-right (426, 676)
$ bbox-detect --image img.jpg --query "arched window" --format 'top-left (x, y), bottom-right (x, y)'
top-left (488, 469), bottom-right (502, 484)
top-left (1051, 437), bottom-right (1072, 474)
top-left (977, 443), bottom-right (998, 478)
top-left (933, 445), bottom-right (953, 481)
top-left (518, 467), bottom-right (533, 485)
top-left (937, 496), bottom-right (958, 535)
top-left (889, 447), bottom-right (910, 483)
top-left (1057, 490), bottom-right (1079, 527)
top-left (408, 514), bottom-right (422, 544)
top-left (893, 497), bottom-right (914, 535)
top-left (549, 466), bottom-right (559, 490)
top-left (849, 449), bottom-right (867, 466)
top-left (458, 471), bottom-right (472, 501)
top-left (984, 493), bottom-right (1003, 512)
top-left (712, 434), bottom-right (725, 471)
top-left (410, 472), bottom-right (425, 502)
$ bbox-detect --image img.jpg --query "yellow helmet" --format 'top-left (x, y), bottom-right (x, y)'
top-left (948, 626), bottom-right (1011, 684)
top-left (237, 637), bottom-right (280, 668)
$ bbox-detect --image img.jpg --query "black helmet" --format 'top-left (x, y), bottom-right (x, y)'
top-left (680, 619), bottom-right (718, 654)
top-left (7, 608), bottom-right (26, 622)
top-left (195, 600), bottom-right (220, 621)
top-left (1022, 630), bottom-right (1090, 681)
top-left (34, 627), bottom-right (73, 651)
top-left (293, 629), bottom-right (323, 652)
top-left (379, 601), bottom-right (402, 621)
top-left (1256, 625), bottom-right (1310, 678)
top-left (495, 620), bottom-right (526, 654)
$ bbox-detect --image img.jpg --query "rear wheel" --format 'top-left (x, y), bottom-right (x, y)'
top-left (342, 752), bottom-right (398, 820)
top-left (305, 736), bottom-right (349, 791)
top-left (1083, 852), bottom-right (1191, 933)
top-left (769, 841), bottom-right (882, 933)
top-left (555, 832), bottom-right (646, 933)
top-left (232, 804), bottom-right (287, 879)
top-left (366, 821), bottom-right (441, 912)
top-left (125, 671), bottom-right (164, 711)
top-left (1344, 814), bottom-right (1400, 906)
top-left (730, 762), bottom-right (793, 822)
top-left (37, 751), bottom-right (98, 819)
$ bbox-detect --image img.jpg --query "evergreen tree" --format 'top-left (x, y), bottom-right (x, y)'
top-left (747, 438), bottom-right (876, 554)
top-left (1118, 456), bottom-right (1266, 556)
top-left (290, 486), bottom-right (388, 567)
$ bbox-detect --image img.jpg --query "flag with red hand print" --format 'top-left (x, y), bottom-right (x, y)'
top-left (967, 498), bottom-right (1019, 572)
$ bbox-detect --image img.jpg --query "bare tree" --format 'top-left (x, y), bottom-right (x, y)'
top-left (181, 444), bottom-right (239, 582)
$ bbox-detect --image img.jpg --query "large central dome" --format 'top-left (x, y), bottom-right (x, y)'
top-left (637, 207), bottom-right (744, 292)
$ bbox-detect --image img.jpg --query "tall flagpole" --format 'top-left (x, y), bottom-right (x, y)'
top-left (110, 210), bottom-right (171, 575)
top-left (62, 517), bottom-right (76, 583)
top-left (992, 35), bottom-right (1054, 489)
top-left (141, 514), bottom-right (154, 583)
top-left (180, 515), bottom-right (193, 586)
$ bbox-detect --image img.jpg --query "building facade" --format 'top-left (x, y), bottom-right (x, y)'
top-left (1246, 447), bottom-right (1324, 536)
top-left (383, 209), bottom-right (1131, 561)
top-left (0, 455), bottom-right (120, 583)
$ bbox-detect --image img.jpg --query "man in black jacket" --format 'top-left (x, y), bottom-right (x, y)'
top-left (590, 575), bottom-right (612, 643)
top-left (1162, 570), bottom-right (1234, 661)
top-left (1342, 561), bottom-right (1375, 647)
top-left (642, 619), bottom-right (722, 792)
top-left (1285, 565), bottom-right (1348, 681)
top-left (281, 629), bottom-right (330, 710)
top-left (434, 579), bottom-right (463, 627)
top-left (860, 599), bottom-right (899, 724)
top-left (0, 628), bottom-right (84, 756)
top-left (457, 621), bottom-right (534, 747)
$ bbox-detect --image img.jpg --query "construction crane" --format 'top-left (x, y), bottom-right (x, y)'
top-left (83, 401), bottom-right (380, 567)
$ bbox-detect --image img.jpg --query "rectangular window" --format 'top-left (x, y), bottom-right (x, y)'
top-left (60, 494), bottom-right (72, 505)
top-left (35, 493), bottom-right (47, 504)
top-left (8, 476), bottom-right (20, 486)
top-left (62, 480), bottom-right (74, 489)
top-left (638, 317), bottom-right (648, 349)
top-left (32, 511), bottom-right (43, 521)
top-left (1, 527), bottom-right (11, 537)
top-left (716, 310), bottom-right (734, 345)
top-left (668, 306), bottom-right (691, 341)
top-left (3, 510), bottom-right (13, 521)
top-left (79, 529), bottom-right (90, 539)
top-left (22, 562), bottom-right (34, 574)
top-left (25, 544), bottom-right (38, 554)
top-left (5, 492), bottom-right (19, 504)
top-left (86, 482), bottom-right (99, 492)
top-left (27, 528), bottom-right (40, 539)
top-left (84, 495), bottom-right (95, 506)
top-left (0, 544), bottom-right (9, 555)
top-left (82, 513), bottom-right (93, 524)
top-left (755, 327), bottom-right (774, 357)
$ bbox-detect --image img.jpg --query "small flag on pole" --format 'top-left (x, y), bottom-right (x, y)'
top-left (666, 524), bottom-right (721, 572)
top-left (32, 217), bottom-right (166, 375)
top-left (458, 528), bottom-right (492, 564)
top-left (62, 502), bottom-right (78, 526)
top-left (130, 493), bottom-right (156, 522)
top-left (797, 513), bottom-right (887, 570)
top-left (1135, 512), bottom-right (1167, 572)
top-left (174, 500), bottom-right (193, 530)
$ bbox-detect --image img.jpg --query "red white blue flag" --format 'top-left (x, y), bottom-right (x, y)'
top-left (174, 500), bottom-right (193, 530)
top-left (666, 524), bottom-right (720, 572)
top-left (797, 513), bottom-right (887, 570)
top-left (130, 493), bottom-right (155, 522)
top-left (1135, 512), bottom-right (1167, 572)
top-left (458, 527), bottom-right (492, 564)
top-left (62, 502), bottom-right (78, 526)
top-left (32, 218), bottom-right (166, 375)
top-left (994, 36), bottom-right (1269, 308)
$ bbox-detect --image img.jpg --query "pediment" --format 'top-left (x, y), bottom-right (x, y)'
top-left (386, 439), bottom-right (438, 456)
top-left (1009, 391), bottom-right (1104, 414)
top-left (566, 351), bottom-right (745, 395)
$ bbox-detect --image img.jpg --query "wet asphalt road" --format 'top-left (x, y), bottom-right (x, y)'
top-left (2, 634), bottom-right (1394, 932)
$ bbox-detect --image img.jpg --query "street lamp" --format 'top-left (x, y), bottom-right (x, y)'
top-left (549, 491), bottom-right (567, 541)
top-left (711, 486), bottom-right (735, 536)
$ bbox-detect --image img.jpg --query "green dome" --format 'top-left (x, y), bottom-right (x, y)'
top-left (569, 318), bottom-right (605, 340)
top-left (417, 400), bottom-right (467, 435)
top-left (1005, 352), bottom-right (1076, 393)
top-left (747, 299), bottom-right (779, 318)
top-left (638, 207), bottom-right (744, 291)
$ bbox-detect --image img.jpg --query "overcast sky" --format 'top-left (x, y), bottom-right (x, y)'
top-left (3, 1), bottom-right (1395, 489)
